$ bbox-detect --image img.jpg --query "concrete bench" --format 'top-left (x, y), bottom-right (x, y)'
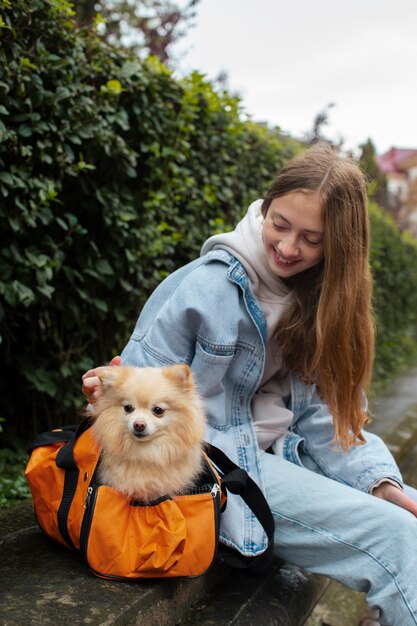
top-left (0, 500), bottom-right (327, 626)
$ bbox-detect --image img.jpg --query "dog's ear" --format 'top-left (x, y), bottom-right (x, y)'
top-left (164, 364), bottom-right (194, 389)
top-left (98, 367), bottom-right (119, 388)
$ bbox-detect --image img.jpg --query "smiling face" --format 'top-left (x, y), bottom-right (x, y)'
top-left (262, 191), bottom-right (324, 278)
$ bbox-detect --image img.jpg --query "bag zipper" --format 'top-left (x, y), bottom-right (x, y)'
top-left (80, 464), bottom-right (100, 562)
top-left (210, 483), bottom-right (220, 498)
top-left (205, 481), bottom-right (221, 573)
top-left (84, 486), bottom-right (93, 510)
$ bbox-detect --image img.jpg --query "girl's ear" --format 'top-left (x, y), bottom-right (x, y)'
top-left (163, 363), bottom-right (194, 389)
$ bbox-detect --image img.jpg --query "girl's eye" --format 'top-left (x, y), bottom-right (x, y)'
top-left (124, 404), bottom-right (135, 414)
top-left (273, 223), bottom-right (287, 231)
top-left (304, 236), bottom-right (323, 246)
top-left (152, 406), bottom-right (165, 417)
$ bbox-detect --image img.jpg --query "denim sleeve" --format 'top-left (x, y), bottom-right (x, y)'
top-left (121, 261), bottom-right (241, 371)
top-left (292, 389), bottom-right (404, 493)
top-left (121, 273), bottom-right (204, 368)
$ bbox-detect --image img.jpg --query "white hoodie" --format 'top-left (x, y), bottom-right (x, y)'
top-left (201, 199), bottom-right (294, 451)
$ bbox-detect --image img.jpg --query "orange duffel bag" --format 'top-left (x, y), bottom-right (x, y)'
top-left (25, 418), bottom-right (274, 580)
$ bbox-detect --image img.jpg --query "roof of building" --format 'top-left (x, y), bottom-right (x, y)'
top-left (377, 147), bottom-right (417, 174)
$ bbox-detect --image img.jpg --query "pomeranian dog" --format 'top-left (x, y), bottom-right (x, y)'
top-left (91, 364), bottom-right (206, 503)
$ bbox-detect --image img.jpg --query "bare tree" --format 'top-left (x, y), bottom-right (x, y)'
top-left (305, 102), bottom-right (342, 147)
top-left (72, 0), bottom-right (201, 64)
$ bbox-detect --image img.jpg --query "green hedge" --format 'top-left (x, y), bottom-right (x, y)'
top-left (0, 0), bottom-right (298, 438)
top-left (1, 1), bottom-right (416, 443)
top-left (369, 203), bottom-right (417, 387)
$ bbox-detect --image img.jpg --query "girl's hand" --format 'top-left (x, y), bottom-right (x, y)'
top-left (373, 481), bottom-right (417, 518)
top-left (82, 355), bottom-right (122, 404)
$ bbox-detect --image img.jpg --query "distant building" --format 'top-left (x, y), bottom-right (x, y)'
top-left (376, 147), bottom-right (417, 235)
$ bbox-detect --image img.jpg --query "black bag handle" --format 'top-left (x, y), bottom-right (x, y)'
top-left (55, 418), bottom-right (93, 469)
top-left (205, 442), bottom-right (275, 572)
top-left (27, 425), bottom-right (78, 455)
top-left (54, 418), bottom-right (96, 550)
top-left (28, 418), bottom-right (93, 551)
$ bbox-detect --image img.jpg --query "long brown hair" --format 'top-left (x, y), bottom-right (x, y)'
top-left (262, 143), bottom-right (374, 449)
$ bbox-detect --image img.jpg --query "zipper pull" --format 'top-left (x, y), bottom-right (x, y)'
top-left (84, 486), bottom-right (93, 509)
top-left (210, 484), bottom-right (220, 498)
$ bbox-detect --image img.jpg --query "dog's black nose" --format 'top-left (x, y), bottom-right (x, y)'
top-left (133, 421), bottom-right (146, 433)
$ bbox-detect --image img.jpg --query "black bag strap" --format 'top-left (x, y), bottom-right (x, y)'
top-left (205, 442), bottom-right (275, 572)
top-left (55, 418), bottom-right (93, 469)
top-left (54, 418), bottom-right (96, 551)
top-left (27, 425), bottom-right (78, 454)
top-left (29, 419), bottom-right (94, 551)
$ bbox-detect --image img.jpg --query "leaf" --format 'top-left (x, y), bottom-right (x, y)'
top-left (95, 259), bottom-right (114, 276)
top-left (106, 79), bottom-right (122, 95)
top-left (23, 369), bottom-right (57, 397)
top-left (37, 285), bottom-right (55, 298)
top-left (94, 299), bottom-right (109, 313)
top-left (0, 172), bottom-right (13, 185)
top-left (55, 86), bottom-right (70, 101)
top-left (20, 57), bottom-right (37, 71)
top-left (63, 143), bottom-right (75, 160)
top-left (17, 124), bottom-right (32, 138)
top-left (56, 217), bottom-right (68, 230)
top-left (11, 281), bottom-right (35, 307)
top-left (60, 363), bottom-right (72, 378)
top-left (126, 167), bottom-right (137, 178)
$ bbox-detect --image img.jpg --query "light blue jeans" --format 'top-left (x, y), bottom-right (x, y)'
top-left (262, 451), bottom-right (417, 626)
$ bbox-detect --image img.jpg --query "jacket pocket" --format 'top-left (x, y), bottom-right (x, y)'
top-left (191, 341), bottom-right (235, 430)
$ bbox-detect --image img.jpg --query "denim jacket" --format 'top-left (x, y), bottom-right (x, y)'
top-left (121, 250), bottom-right (403, 556)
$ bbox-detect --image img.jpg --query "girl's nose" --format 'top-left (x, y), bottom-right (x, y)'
top-left (278, 236), bottom-right (299, 257)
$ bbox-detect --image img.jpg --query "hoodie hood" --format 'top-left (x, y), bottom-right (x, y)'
top-left (201, 199), bottom-right (291, 301)
top-left (202, 199), bottom-right (295, 450)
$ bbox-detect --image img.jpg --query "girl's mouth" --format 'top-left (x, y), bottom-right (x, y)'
top-left (272, 247), bottom-right (298, 268)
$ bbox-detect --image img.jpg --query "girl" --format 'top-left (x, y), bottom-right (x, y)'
top-left (83, 143), bottom-right (417, 626)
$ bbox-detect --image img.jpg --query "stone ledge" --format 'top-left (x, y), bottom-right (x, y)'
top-left (179, 561), bottom-right (328, 626)
top-left (0, 502), bottom-right (230, 626)
top-left (0, 502), bottom-right (326, 626)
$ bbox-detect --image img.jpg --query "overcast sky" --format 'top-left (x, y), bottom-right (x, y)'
top-left (175, 0), bottom-right (417, 155)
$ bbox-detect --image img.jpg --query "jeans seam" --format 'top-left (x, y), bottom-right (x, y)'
top-left (271, 509), bottom-right (417, 623)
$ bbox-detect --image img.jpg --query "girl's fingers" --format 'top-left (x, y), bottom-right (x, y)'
top-left (374, 482), bottom-right (417, 518)
top-left (82, 367), bottom-right (103, 382)
top-left (82, 375), bottom-right (102, 401)
top-left (81, 356), bottom-right (122, 382)
top-left (82, 376), bottom-right (101, 391)
top-left (82, 356), bottom-right (122, 401)
top-left (387, 489), bottom-right (417, 518)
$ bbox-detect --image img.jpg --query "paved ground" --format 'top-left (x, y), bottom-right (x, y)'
top-left (368, 365), bottom-right (417, 437)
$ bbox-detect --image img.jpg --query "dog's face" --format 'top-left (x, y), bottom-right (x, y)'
top-left (120, 397), bottom-right (169, 440)
top-left (93, 365), bottom-right (205, 452)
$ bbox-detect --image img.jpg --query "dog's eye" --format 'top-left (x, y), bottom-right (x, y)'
top-left (123, 404), bottom-right (135, 414)
top-left (152, 406), bottom-right (165, 417)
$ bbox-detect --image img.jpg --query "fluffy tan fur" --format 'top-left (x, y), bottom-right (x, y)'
top-left (92, 364), bottom-right (206, 502)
